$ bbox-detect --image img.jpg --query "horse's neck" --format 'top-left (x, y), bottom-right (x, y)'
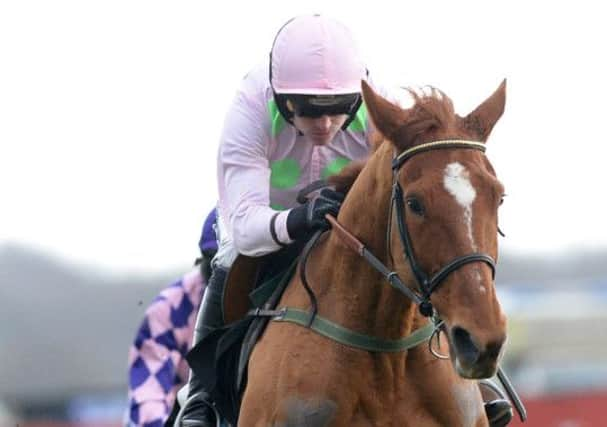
top-left (310, 143), bottom-right (417, 339)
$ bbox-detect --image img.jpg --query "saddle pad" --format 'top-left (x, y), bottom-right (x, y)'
top-left (223, 239), bottom-right (308, 325)
top-left (222, 254), bottom-right (262, 325)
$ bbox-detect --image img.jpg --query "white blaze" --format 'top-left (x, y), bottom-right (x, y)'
top-left (443, 162), bottom-right (477, 251)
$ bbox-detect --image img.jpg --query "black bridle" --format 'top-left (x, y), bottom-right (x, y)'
top-left (389, 140), bottom-right (497, 317)
top-left (275, 140), bottom-right (526, 421)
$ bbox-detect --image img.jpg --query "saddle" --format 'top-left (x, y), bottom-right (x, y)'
top-left (186, 244), bottom-right (301, 426)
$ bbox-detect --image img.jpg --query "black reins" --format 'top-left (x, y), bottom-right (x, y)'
top-left (267, 140), bottom-right (526, 420)
top-left (386, 140), bottom-right (496, 317)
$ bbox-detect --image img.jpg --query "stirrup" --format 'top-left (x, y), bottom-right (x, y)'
top-left (479, 380), bottom-right (513, 427)
top-left (485, 399), bottom-right (514, 427)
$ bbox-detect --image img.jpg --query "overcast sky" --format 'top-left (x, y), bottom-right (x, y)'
top-left (1, 1), bottom-right (605, 273)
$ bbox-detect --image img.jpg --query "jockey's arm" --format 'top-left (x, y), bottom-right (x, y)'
top-left (217, 82), bottom-right (293, 258)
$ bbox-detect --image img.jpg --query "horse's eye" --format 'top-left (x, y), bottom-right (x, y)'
top-left (406, 197), bottom-right (425, 216)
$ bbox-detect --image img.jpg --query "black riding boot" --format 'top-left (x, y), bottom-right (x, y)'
top-left (177, 266), bottom-right (228, 427)
top-left (480, 379), bottom-right (514, 427)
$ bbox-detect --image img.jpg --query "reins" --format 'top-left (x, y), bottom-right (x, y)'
top-left (391, 140), bottom-right (496, 317)
top-left (253, 140), bottom-right (495, 351)
top-left (251, 226), bottom-right (436, 353)
top-left (249, 140), bottom-right (527, 420)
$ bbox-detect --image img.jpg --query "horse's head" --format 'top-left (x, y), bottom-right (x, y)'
top-left (362, 81), bottom-right (508, 379)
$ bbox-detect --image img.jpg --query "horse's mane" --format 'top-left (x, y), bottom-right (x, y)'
top-left (328, 88), bottom-right (456, 194)
top-left (327, 160), bottom-right (367, 194)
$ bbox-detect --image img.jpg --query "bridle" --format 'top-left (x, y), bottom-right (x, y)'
top-left (388, 139), bottom-right (497, 317)
top-left (259, 138), bottom-right (501, 348)
top-left (288, 139), bottom-right (498, 324)
top-left (251, 139), bottom-right (526, 421)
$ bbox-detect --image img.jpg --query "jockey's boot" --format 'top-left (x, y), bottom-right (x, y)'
top-left (176, 266), bottom-right (228, 427)
top-left (479, 379), bottom-right (514, 427)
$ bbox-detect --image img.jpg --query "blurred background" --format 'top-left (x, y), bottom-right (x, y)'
top-left (1, 1), bottom-right (606, 426)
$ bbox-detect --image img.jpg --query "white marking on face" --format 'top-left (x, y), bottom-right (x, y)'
top-left (443, 162), bottom-right (478, 251)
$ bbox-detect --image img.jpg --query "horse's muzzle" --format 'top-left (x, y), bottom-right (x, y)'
top-left (449, 325), bottom-right (505, 379)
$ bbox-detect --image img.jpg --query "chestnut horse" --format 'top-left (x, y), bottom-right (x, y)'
top-left (239, 81), bottom-right (508, 426)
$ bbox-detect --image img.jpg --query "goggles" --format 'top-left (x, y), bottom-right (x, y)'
top-left (286, 93), bottom-right (360, 118)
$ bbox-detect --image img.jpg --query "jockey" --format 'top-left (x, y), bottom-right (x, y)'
top-left (178, 14), bottom-right (513, 427)
top-left (178, 16), bottom-right (372, 426)
top-left (126, 209), bottom-right (217, 427)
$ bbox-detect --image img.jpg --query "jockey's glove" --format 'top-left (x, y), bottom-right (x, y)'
top-left (286, 188), bottom-right (345, 240)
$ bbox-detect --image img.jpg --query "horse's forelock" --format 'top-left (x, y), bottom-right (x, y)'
top-left (407, 86), bottom-right (454, 121)
top-left (391, 87), bottom-right (456, 151)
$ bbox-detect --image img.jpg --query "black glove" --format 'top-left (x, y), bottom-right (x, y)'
top-left (286, 188), bottom-right (345, 240)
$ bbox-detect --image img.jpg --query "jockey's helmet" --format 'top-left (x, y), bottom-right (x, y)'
top-left (269, 14), bottom-right (366, 128)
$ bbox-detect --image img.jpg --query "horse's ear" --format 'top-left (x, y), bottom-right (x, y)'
top-left (361, 80), bottom-right (407, 142)
top-left (462, 79), bottom-right (506, 142)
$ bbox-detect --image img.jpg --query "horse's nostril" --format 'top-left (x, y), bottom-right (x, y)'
top-left (452, 326), bottom-right (480, 366)
top-left (485, 340), bottom-right (504, 360)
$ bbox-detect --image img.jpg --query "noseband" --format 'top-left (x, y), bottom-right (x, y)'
top-left (253, 140), bottom-right (498, 336)
top-left (251, 139), bottom-right (525, 421)
top-left (390, 140), bottom-right (496, 317)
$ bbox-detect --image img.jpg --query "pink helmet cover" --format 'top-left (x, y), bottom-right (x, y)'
top-left (271, 15), bottom-right (366, 95)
